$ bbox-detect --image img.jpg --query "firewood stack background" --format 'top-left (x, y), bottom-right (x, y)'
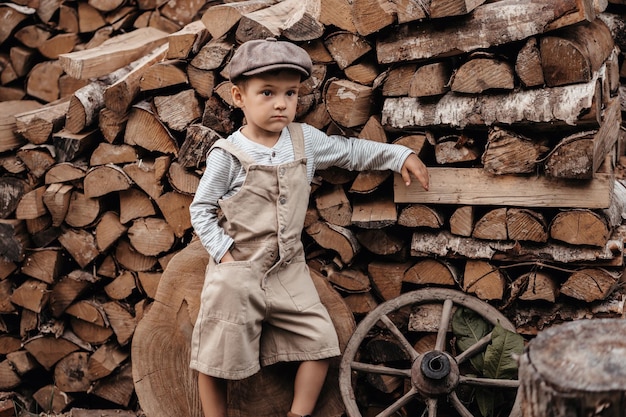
top-left (2, 0), bottom-right (626, 415)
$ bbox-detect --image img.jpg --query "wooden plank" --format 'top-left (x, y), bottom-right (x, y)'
top-left (393, 168), bottom-right (613, 209)
top-left (376, 0), bottom-right (595, 64)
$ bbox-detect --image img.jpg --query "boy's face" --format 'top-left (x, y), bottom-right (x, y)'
top-left (231, 70), bottom-right (301, 140)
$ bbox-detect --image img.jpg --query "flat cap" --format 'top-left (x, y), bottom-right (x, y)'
top-left (228, 37), bottom-right (312, 81)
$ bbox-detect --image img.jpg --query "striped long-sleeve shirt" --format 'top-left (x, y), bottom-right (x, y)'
top-left (189, 123), bottom-right (413, 262)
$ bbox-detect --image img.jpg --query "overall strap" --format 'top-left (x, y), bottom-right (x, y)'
top-left (287, 123), bottom-right (306, 160)
top-left (210, 138), bottom-right (257, 170)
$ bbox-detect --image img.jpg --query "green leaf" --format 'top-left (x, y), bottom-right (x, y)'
top-left (451, 307), bottom-right (492, 372)
top-left (483, 323), bottom-right (524, 380)
top-left (476, 388), bottom-right (505, 417)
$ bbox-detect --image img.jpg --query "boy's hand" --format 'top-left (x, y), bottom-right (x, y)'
top-left (401, 153), bottom-right (429, 190)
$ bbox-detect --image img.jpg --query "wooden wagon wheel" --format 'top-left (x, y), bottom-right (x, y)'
top-left (339, 288), bottom-right (522, 417)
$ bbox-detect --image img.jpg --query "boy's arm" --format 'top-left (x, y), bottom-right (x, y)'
top-left (189, 148), bottom-right (237, 262)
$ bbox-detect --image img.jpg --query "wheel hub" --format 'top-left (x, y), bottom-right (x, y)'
top-left (412, 350), bottom-right (460, 396)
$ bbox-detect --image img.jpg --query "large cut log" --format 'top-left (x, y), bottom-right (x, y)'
top-left (394, 168), bottom-right (613, 209)
top-left (519, 319), bottom-right (626, 417)
top-left (376, 0), bottom-right (596, 64)
top-left (1, 100), bottom-right (43, 152)
top-left (382, 65), bottom-right (605, 129)
top-left (132, 239), bottom-right (354, 417)
top-left (481, 127), bottom-right (549, 175)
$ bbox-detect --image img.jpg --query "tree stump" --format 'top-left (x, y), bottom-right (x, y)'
top-left (519, 319), bottom-right (626, 417)
top-left (131, 239), bottom-right (355, 417)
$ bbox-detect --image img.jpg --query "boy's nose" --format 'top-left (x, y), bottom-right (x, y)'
top-left (275, 99), bottom-right (286, 109)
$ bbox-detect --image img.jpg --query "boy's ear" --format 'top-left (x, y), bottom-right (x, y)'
top-left (231, 84), bottom-right (244, 108)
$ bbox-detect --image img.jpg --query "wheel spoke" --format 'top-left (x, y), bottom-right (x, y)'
top-left (427, 398), bottom-right (437, 417)
top-left (459, 375), bottom-right (520, 388)
top-left (379, 314), bottom-right (420, 361)
top-left (435, 299), bottom-right (454, 351)
top-left (449, 391), bottom-right (474, 417)
top-left (455, 332), bottom-right (492, 364)
top-left (374, 387), bottom-right (419, 417)
top-left (351, 360), bottom-right (412, 378)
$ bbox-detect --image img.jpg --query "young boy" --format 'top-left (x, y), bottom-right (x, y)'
top-left (189, 37), bottom-right (429, 417)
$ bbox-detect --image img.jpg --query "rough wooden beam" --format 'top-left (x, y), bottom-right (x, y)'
top-left (393, 168), bottom-right (613, 209)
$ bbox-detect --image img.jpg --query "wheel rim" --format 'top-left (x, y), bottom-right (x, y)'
top-left (339, 288), bottom-right (522, 417)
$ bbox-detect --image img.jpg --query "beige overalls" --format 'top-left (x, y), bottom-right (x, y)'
top-left (190, 123), bottom-right (341, 380)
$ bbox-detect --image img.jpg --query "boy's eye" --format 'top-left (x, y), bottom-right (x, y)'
top-left (286, 90), bottom-right (296, 97)
top-left (262, 90), bottom-right (272, 96)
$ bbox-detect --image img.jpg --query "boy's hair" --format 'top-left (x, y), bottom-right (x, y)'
top-left (228, 37), bottom-right (312, 83)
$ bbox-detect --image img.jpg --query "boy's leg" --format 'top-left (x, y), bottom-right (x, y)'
top-left (289, 359), bottom-right (330, 416)
top-left (198, 372), bottom-right (227, 417)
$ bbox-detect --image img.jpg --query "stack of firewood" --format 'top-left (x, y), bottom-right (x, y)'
top-left (2, 0), bottom-right (626, 415)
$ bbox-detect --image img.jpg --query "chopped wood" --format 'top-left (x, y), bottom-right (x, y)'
top-left (45, 162), bottom-right (87, 184)
top-left (560, 267), bottom-right (620, 302)
top-left (398, 204), bottom-right (444, 228)
top-left (368, 261), bottom-right (413, 301)
top-left (190, 37), bottom-right (233, 71)
top-left (42, 183), bottom-right (73, 226)
top-left (0, 100), bottom-right (42, 152)
top-left (122, 156), bottom-right (170, 200)
top-left (25, 60), bottom-right (65, 103)
top-left (482, 126), bottom-right (549, 175)
top-left (154, 89), bottom-right (201, 131)
top-left (403, 258), bottom-right (459, 287)
top-left (21, 248), bottom-right (63, 284)
top-left (429, 0), bottom-right (485, 18)
top-left (325, 79), bottom-right (373, 128)
top-left (434, 132), bottom-right (481, 164)
top-left (383, 65), bottom-right (605, 129)
top-left (351, 193), bottom-right (397, 229)
top-left (15, 99), bottom-right (69, 145)
top-left (59, 27), bottom-right (169, 79)
top-left (409, 61), bottom-right (452, 97)
top-left (167, 161), bottom-right (200, 195)
top-left (323, 31), bottom-right (371, 70)
top-left (315, 184), bottom-right (352, 227)
top-left (376, 0), bottom-right (596, 64)
top-left (58, 227), bottom-right (100, 268)
top-left (305, 220), bottom-right (360, 264)
top-left (382, 64), bottom-right (417, 97)
top-left (539, 18), bottom-right (614, 87)
top-left (139, 59), bottom-right (189, 92)
top-left (463, 259), bottom-right (506, 300)
top-left (450, 53), bottom-right (515, 93)
top-left (449, 206), bottom-right (475, 237)
top-left (350, 0), bottom-right (395, 36)
top-left (201, 0), bottom-right (277, 40)
top-left (511, 270), bottom-right (559, 303)
top-left (65, 191), bottom-right (102, 228)
top-left (515, 37), bottom-right (545, 88)
top-left (33, 385), bottom-right (73, 413)
top-left (549, 209), bottom-right (610, 247)
top-left (128, 217), bottom-right (176, 256)
top-left (83, 164), bottom-right (133, 198)
top-left (124, 102), bottom-right (179, 156)
top-left (355, 228), bottom-right (406, 256)
top-left (103, 44), bottom-right (169, 114)
top-left (235, 0), bottom-right (324, 43)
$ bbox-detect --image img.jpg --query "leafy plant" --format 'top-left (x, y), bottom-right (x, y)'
top-left (451, 307), bottom-right (524, 417)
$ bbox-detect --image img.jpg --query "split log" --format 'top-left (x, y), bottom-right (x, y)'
top-left (549, 209), bottom-right (610, 247)
top-left (1, 101), bottom-right (43, 152)
top-left (103, 44), bottom-right (169, 114)
top-left (235, 0), bottom-right (324, 43)
top-left (519, 319), bottom-right (626, 417)
top-left (315, 184), bottom-right (352, 227)
top-left (25, 61), bottom-right (65, 103)
top-left (544, 96), bottom-right (622, 179)
top-left (15, 99), bottom-right (69, 145)
top-left (539, 18), bottom-right (614, 87)
top-left (58, 27), bottom-right (169, 79)
top-left (559, 267), bottom-right (620, 302)
top-left (450, 53), bottom-right (515, 93)
top-left (325, 79), bottom-right (373, 128)
top-left (350, 0), bottom-right (395, 36)
top-left (305, 221), bottom-right (360, 264)
top-left (367, 261), bottom-right (412, 301)
top-left (515, 37), bottom-right (545, 88)
top-left (323, 31), bottom-right (371, 70)
top-left (397, 204), bottom-right (444, 229)
top-left (511, 270), bottom-right (559, 303)
top-left (463, 259), bottom-right (506, 301)
top-left (481, 127), bottom-right (549, 175)
top-left (434, 132), bottom-right (481, 164)
top-left (403, 258), bottom-right (459, 287)
top-left (449, 206), bottom-right (475, 237)
top-left (355, 228), bottom-right (406, 256)
top-left (139, 60), bottom-right (189, 92)
top-left (409, 61), bottom-right (452, 97)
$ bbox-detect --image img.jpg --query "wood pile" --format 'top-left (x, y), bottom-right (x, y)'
top-left (1, 0), bottom-right (626, 415)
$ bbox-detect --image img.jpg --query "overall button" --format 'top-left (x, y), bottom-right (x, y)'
top-left (279, 167), bottom-right (286, 176)
top-left (279, 197), bottom-right (286, 205)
